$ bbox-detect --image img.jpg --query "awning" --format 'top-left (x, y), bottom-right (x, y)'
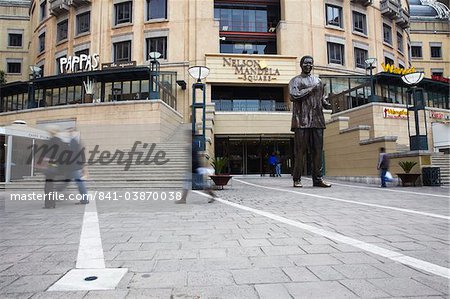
top-left (0, 123), bottom-right (50, 140)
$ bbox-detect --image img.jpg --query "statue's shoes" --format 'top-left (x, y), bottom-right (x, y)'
top-left (313, 181), bottom-right (332, 188)
top-left (293, 181), bottom-right (302, 188)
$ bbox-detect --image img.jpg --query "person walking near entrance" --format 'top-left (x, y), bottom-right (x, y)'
top-left (275, 151), bottom-right (282, 177)
top-left (289, 55), bottom-right (331, 188)
top-left (377, 147), bottom-right (390, 188)
top-left (59, 128), bottom-right (89, 204)
top-left (268, 152), bottom-right (277, 177)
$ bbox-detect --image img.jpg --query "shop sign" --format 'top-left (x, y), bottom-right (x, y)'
top-left (59, 54), bottom-right (100, 73)
top-left (381, 63), bottom-right (415, 75)
top-left (222, 57), bottom-right (280, 82)
top-left (431, 75), bottom-right (450, 83)
top-left (430, 111), bottom-right (450, 121)
top-left (383, 107), bottom-right (407, 119)
top-left (102, 61), bottom-right (137, 70)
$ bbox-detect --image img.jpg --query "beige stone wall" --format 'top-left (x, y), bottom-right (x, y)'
top-left (213, 112), bottom-right (292, 135)
top-left (324, 116), bottom-right (398, 177)
top-left (0, 100), bottom-right (183, 150)
top-left (410, 21), bottom-right (450, 78)
top-left (0, 3), bottom-right (30, 82)
top-left (332, 102), bottom-right (450, 150)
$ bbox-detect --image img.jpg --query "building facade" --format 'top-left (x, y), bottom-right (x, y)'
top-left (409, 0), bottom-right (450, 79)
top-left (0, 0), bottom-right (31, 83)
top-left (1, 0), bottom-right (449, 178)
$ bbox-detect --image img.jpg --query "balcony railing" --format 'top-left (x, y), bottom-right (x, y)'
top-left (219, 21), bottom-right (277, 33)
top-left (396, 8), bottom-right (410, 29)
top-left (214, 100), bottom-right (290, 112)
top-left (351, 0), bottom-right (373, 6)
top-left (49, 0), bottom-right (69, 16)
top-left (68, 0), bottom-right (91, 7)
top-left (380, 0), bottom-right (400, 19)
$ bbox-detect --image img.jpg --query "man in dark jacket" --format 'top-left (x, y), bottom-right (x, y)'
top-left (289, 55), bottom-right (331, 188)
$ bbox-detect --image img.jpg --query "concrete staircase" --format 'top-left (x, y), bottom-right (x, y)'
top-left (6, 125), bottom-right (191, 191)
top-left (431, 154), bottom-right (450, 186)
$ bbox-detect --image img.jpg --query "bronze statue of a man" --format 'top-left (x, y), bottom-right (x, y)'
top-left (289, 55), bottom-right (331, 188)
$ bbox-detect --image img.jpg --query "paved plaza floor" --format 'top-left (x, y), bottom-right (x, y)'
top-left (0, 176), bottom-right (449, 298)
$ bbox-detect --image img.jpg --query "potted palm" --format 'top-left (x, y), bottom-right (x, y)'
top-left (397, 161), bottom-right (420, 186)
top-left (210, 157), bottom-right (232, 189)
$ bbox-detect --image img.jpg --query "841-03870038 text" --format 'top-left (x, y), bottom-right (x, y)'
top-left (9, 191), bottom-right (183, 201)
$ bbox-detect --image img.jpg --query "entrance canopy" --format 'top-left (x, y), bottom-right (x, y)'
top-left (0, 123), bottom-right (50, 140)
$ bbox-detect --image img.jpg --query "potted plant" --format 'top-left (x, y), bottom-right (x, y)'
top-left (209, 157), bottom-right (232, 189)
top-left (83, 76), bottom-right (94, 103)
top-left (397, 161), bottom-right (420, 186)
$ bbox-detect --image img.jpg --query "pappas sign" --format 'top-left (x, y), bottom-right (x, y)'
top-left (59, 54), bottom-right (100, 74)
top-left (383, 107), bottom-right (407, 119)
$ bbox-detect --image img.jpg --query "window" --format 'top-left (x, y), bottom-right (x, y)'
top-left (397, 32), bottom-right (403, 52)
top-left (114, 41), bottom-right (131, 62)
top-left (7, 62), bottom-right (21, 74)
top-left (384, 56), bottom-right (394, 66)
top-left (353, 11), bottom-right (367, 34)
top-left (220, 40), bottom-right (277, 54)
top-left (57, 20), bottom-right (68, 42)
top-left (74, 49), bottom-right (89, 71)
top-left (8, 33), bottom-right (22, 47)
top-left (39, 33), bottom-right (45, 53)
top-left (327, 42), bottom-right (344, 65)
top-left (411, 46), bottom-right (422, 58)
top-left (383, 24), bottom-right (392, 44)
top-left (432, 71), bottom-right (443, 77)
top-left (431, 46), bottom-right (442, 58)
top-left (399, 63), bottom-right (405, 70)
top-left (56, 56), bottom-right (66, 74)
top-left (354, 47), bottom-right (368, 69)
top-left (40, 1), bottom-right (47, 21)
top-left (326, 4), bottom-right (343, 28)
top-left (115, 1), bottom-right (132, 25)
top-left (76, 12), bottom-right (90, 35)
top-left (147, 0), bottom-right (167, 20)
top-left (146, 37), bottom-right (167, 59)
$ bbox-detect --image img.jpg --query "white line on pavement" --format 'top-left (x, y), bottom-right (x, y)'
top-left (234, 179), bottom-right (450, 220)
top-left (194, 191), bottom-right (450, 280)
top-left (76, 198), bottom-right (105, 269)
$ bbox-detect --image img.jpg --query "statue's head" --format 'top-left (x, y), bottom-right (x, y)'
top-left (300, 55), bottom-right (314, 75)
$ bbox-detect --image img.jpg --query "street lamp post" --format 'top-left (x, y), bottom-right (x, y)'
top-left (401, 72), bottom-right (428, 151)
top-left (188, 66), bottom-right (210, 151)
top-left (365, 58), bottom-right (377, 102)
top-left (28, 65), bottom-right (42, 109)
top-left (148, 52), bottom-right (161, 100)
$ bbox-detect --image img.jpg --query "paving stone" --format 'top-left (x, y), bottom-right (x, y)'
top-left (84, 290), bottom-right (128, 299)
top-left (126, 288), bottom-right (173, 299)
top-left (303, 237), bottom-right (336, 245)
top-left (284, 281), bottom-right (358, 298)
top-left (332, 264), bottom-right (391, 279)
top-left (282, 266), bottom-right (319, 282)
top-left (226, 247), bottom-right (264, 257)
top-left (331, 252), bottom-right (381, 264)
top-left (140, 242), bottom-right (181, 251)
top-left (31, 291), bottom-right (87, 299)
top-left (261, 245), bottom-right (305, 256)
top-left (0, 275), bottom-right (19, 290)
top-left (0, 292), bottom-right (34, 299)
top-left (119, 261), bottom-right (155, 273)
top-left (187, 270), bottom-right (234, 286)
top-left (0, 264), bottom-right (13, 273)
top-left (268, 238), bottom-right (308, 246)
top-left (232, 268), bottom-right (291, 284)
top-left (299, 244), bottom-right (340, 254)
top-left (202, 258), bottom-right (252, 270)
top-left (199, 248), bottom-right (227, 259)
top-left (111, 243), bottom-right (142, 251)
top-left (372, 262), bottom-right (426, 277)
top-left (249, 256), bottom-right (295, 268)
top-left (368, 277), bottom-right (443, 297)
top-left (114, 251), bottom-right (156, 261)
top-left (411, 275), bottom-right (450, 295)
top-left (238, 239), bottom-right (271, 247)
top-left (154, 249), bottom-right (198, 260)
top-left (339, 279), bottom-right (390, 298)
top-left (129, 272), bottom-right (187, 289)
top-left (172, 285), bottom-right (259, 299)
top-left (1, 275), bottom-right (60, 293)
top-left (306, 265), bottom-right (346, 280)
top-left (255, 283), bottom-right (292, 299)
top-left (290, 254), bottom-right (342, 266)
top-left (1, 262), bottom-right (59, 276)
